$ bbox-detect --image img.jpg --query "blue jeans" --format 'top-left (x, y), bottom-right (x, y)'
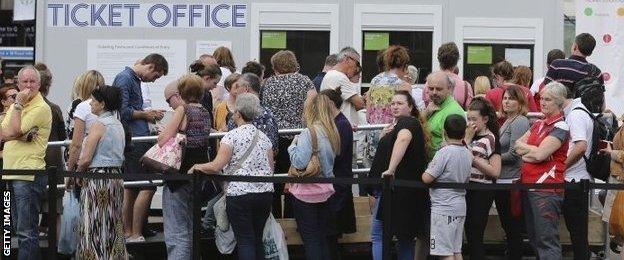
top-left (163, 183), bottom-right (193, 260)
top-left (371, 197), bottom-right (415, 260)
top-left (524, 191), bottom-right (563, 260)
top-left (227, 192), bottom-right (273, 260)
top-left (11, 175), bottom-right (47, 260)
top-left (291, 196), bottom-right (330, 260)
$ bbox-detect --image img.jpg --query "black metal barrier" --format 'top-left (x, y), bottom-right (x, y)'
top-left (2, 168), bottom-right (624, 260)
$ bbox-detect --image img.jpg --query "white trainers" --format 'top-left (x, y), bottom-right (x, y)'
top-left (125, 236), bottom-right (146, 243)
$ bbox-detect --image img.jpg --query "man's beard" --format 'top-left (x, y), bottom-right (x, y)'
top-left (432, 96), bottom-right (444, 106)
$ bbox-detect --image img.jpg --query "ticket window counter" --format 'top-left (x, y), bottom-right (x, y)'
top-left (461, 43), bottom-right (535, 85)
top-left (259, 30), bottom-right (330, 80)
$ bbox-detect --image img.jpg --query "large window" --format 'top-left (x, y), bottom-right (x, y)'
top-left (360, 31), bottom-right (433, 84)
top-left (462, 43), bottom-right (534, 84)
top-left (259, 30), bottom-right (330, 79)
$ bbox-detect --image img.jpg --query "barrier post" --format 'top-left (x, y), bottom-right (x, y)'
top-left (191, 173), bottom-right (202, 260)
top-left (382, 175), bottom-right (392, 260)
top-left (47, 166), bottom-right (58, 259)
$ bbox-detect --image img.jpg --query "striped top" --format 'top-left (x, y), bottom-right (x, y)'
top-left (541, 55), bottom-right (602, 92)
top-left (469, 132), bottom-right (497, 183)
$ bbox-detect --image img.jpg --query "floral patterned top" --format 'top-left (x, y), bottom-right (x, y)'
top-left (227, 106), bottom-right (279, 155)
top-left (221, 124), bottom-right (274, 196)
top-left (261, 73), bottom-right (315, 129)
top-left (366, 72), bottom-right (407, 124)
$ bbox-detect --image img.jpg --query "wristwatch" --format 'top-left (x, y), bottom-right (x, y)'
top-left (13, 102), bottom-right (23, 111)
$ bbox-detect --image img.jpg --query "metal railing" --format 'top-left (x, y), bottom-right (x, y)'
top-left (3, 168), bottom-right (623, 259)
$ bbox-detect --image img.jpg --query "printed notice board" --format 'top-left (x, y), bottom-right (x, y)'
top-left (467, 46), bottom-right (492, 64)
top-left (261, 31), bottom-right (286, 49)
top-left (364, 32), bottom-right (389, 51)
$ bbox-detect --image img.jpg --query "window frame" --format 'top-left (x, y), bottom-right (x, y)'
top-left (454, 17), bottom-right (545, 80)
top-left (353, 4), bottom-right (443, 87)
top-left (249, 3), bottom-right (339, 63)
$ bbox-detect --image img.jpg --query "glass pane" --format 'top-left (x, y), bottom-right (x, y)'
top-left (361, 31), bottom-right (433, 84)
top-left (260, 30), bottom-right (330, 80)
top-left (462, 43), bottom-right (534, 85)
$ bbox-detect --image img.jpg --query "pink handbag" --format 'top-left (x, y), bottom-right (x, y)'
top-left (140, 133), bottom-right (186, 174)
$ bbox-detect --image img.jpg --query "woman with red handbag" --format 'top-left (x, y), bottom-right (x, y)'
top-left (515, 82), bottom-right (570, 260)
top-left (496, 85), bottom-right (530, 260)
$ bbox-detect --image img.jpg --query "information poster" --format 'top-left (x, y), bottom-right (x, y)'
top-left (195, 40), bottom-right (231, 58)
top-left (467, 46), bottom-right (492, 64)
top-left (576, 0), bottom-right (624, 115)
top-left (364, 32), bottom-right (390, 51)
top-left (505, 48), bottom-right (531, 67)
top-left (261, 31), bottom-right (286, 49)
top-left (87, 39), bottom-right (187, 110)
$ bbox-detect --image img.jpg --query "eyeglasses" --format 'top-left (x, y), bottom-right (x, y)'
top-left (9, 94), bottom-right (16, 99)
top-left (166, 93), bottom-right (179, 104)
top-left (346, 56), bottom-right (361, 70)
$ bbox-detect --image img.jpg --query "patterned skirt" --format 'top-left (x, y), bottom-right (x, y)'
top-left (75, 167), bottom-right (128, 260)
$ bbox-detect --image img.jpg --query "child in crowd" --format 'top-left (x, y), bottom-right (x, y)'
top-left (422, 114), bottom-right (472, 260)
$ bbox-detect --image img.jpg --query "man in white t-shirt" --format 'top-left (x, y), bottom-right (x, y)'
top-left (320, 47), bottom-right (365, 125)
top-left (562, 95), bottom-right (593, 260)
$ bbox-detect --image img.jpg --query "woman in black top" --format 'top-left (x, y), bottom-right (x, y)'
top-left (369, 90), bottom-right (431, 260)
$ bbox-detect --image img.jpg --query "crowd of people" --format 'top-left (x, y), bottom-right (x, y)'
top-left (0, 31), bottom-right (623, 260)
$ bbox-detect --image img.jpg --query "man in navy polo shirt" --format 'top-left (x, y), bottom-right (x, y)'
top-left (113, 53), bottom-right (168, 242)
top-left (541, 33), bottom-right (603, 94)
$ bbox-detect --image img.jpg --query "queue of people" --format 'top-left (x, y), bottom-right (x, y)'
top-left (1, 31), bottom-right (623, 260)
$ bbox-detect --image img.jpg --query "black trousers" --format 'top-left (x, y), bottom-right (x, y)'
top-left (563, 185), bottom-right (590, 260)
top-left (466, 188), bottom-right (523, 260)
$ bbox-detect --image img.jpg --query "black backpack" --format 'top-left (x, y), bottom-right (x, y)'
top-left (574, 64), bottom-right (605, 114)
top-left (573, 107), bottom-right (616, 181)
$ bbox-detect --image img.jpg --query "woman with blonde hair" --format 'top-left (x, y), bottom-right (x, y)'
top-left (288, 94), bottom-right (340, 260)
top-left (473, 76), bottom-right (491, 97)
top-left (66, 70), bottom-right (105, 172)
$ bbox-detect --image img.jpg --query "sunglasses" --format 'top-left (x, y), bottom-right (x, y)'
top-left (166, 93), bottom-right (179, 104)
top-left (347, 56), bottom-right (361, 70)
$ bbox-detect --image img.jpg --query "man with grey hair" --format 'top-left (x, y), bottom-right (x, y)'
top-left (425, 71), bottom-right (465, 153)
top-left (2, 65), bottom-right (52, 259)
top-left (227, 73), bottom-right (278, 154)
top-left (313, 54), bottom-right (338, 92)
top-left (321, 47), bottom-right (365, 126)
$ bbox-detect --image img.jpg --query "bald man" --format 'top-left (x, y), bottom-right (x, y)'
top-left (164, 79), bottom-right (184, 110)
top-left (425, 71), bottom-right (465, 153)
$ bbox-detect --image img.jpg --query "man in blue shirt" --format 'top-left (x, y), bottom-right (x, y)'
top-left (113, 53), bottom-right (168, 242)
